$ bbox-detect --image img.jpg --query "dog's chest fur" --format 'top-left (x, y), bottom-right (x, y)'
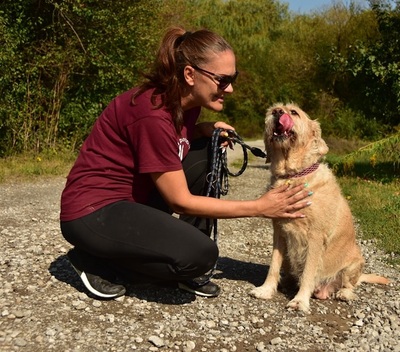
top-left (271, 164), bottom-right (354, 278)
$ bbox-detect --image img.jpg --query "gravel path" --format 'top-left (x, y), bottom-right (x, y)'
top-left (0, 143), bottom-right (399, 351)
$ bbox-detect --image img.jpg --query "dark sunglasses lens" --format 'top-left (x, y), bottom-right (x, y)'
top-left (218, 72), bottom-right (238, 89)
top-left (218, 79), bottom-right (231, 90)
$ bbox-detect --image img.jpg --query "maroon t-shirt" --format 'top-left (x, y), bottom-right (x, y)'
top-left (60, 88), bottom-right (201, 221)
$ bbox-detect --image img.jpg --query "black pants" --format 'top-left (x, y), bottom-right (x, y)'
top-left (60, 138), bottom-right (218, 282)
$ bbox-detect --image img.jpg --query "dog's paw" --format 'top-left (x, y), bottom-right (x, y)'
top-left (336, 288), bottom-right (358, 301)
top-left (249, 286), bottom-right (276, 300)
top-left (287, 298), bottom-right (311, 313)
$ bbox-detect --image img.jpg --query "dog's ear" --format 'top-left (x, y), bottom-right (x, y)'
top-left (312, 121), bottom-right (329, 157)
top-left (264, 112), bottom-right (274, 163)
top-left (265, 144), bottom-right (272, 163)
top-left (263, 130), bottom-right (272, 163)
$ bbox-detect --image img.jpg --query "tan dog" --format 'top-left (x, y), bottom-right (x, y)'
top-left (250, 103), bottom-right (390, 313)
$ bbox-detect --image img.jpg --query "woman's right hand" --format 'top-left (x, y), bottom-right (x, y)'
top-left (257, 184), bottom-right (312, 219)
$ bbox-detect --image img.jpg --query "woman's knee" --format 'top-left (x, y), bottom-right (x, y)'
top-left (197, 239), bottom-right (219, 270)
top-left (177, 238), bottom-right (219, 277)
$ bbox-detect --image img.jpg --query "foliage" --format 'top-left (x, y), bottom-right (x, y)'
top-left (1, 0), bottom-right (400, 153)
top-left (328, 0), bottom-right (400, 127)
top-left (329, 132), bottom-right (400, 182)
top-left (318, 101), bottom-right (386, 140)
top-left (0, 0), bottom-right (164, 155)
top-left (183, 0), bottom-right (292, 133)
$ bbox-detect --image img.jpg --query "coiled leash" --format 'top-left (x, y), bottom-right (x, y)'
top-left (206, 129), bottom-right (266, 196)
top-left (205, 128), bottom-right (266, 277)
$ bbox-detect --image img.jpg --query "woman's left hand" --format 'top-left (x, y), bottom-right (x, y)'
top-left (214, 121), bottom-right (235, 148)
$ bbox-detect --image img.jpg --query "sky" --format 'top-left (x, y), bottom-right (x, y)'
top-left (284, 0), bottom-right (369, 13)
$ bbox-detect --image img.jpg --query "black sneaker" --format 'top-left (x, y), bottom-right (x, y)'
top-left (178, 276), bottom-right (220, 298)
top-left (67, 248), bottom-right (126, 299)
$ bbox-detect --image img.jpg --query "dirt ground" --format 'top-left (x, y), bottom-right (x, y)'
top-left (0, 144), bottom-right (399, 351)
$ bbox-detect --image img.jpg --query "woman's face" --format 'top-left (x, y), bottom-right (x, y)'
top-left (183, 50), bottom-right (237, 112)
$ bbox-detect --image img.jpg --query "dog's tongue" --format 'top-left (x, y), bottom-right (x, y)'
top-left (278, 113), bottom-right (294, 133)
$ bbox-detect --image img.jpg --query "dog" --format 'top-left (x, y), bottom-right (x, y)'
top-left (249, 103), bottom-right (390, 313)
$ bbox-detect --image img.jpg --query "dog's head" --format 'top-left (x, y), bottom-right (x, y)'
top-left (264, 103), bottom-right (328, 165)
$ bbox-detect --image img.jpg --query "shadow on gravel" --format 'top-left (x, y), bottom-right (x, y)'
top-left (215, 256), bottom-right (299, 299)
top-left (49, 255), bottom-right (196, 304)
top-left (49, 254), bottom-right (299, 303)
top-left (49, 254), bottom-right (81, 290)
top-left (214, 256), bottom-right (267, 286)
top-left (124, 284), bottom-right (197, 305)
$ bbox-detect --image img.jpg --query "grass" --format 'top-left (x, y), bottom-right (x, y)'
top-left (0, 151), bottom-right (76, 183)
top-left (1, 137), bottom-right (399, 267)
top-left (337, 176), bottom-right (399, 265)
top-left (325, 136), bottom-right (400, 267)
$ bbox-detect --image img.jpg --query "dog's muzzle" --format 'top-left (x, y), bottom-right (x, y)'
top-left (272, 110), bottom-right (294, 139)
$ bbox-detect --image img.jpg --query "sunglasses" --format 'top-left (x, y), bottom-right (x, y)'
top-left (191, 64), bottom-right (239, 90)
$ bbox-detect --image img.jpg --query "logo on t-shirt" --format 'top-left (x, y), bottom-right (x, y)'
top-left (178, 138), bottom-right (190, 160)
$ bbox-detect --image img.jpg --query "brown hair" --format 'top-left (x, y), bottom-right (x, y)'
top-left (132, 26), bottom-right (233, 133)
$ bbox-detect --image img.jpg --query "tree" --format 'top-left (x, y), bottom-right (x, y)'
top-left (181, 0), bottom-right (293, 135)
top-left (0, 0), bottom-right (164, 154)
top-left (330, 0), bottom-right (400, 128)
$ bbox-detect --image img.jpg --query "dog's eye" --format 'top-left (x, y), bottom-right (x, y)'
top-left (291, 110), bottom-right (299, 116)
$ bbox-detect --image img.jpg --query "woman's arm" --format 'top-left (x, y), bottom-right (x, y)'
top-left (151, 169), bottom-right (311, 219)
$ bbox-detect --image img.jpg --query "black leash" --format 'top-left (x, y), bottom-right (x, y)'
top-left (206, 128), bottom-right (266, 198)
top-left (205, 129), bottom-right (266, 277)
top-left (223, 129), bottom-right (267, 172)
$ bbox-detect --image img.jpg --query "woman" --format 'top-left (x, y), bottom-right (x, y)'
top-left (60, 26), bottom-right (312, 299)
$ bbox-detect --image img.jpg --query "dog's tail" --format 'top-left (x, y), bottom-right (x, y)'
top-left (357, 273), bottom-right (391, 285)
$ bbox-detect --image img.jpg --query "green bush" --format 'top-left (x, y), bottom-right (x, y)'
top-left (1, 0), bottom-right (399, 155)
top-left (319, 106), bottom-right (385, 140)
top-left (0, 0), bottom-right (163, 155)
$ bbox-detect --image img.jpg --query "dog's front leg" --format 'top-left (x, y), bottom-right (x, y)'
top-left (250, 225), bottom-right (285, 300)
top-left (287, 235), bottom-right (324, 313)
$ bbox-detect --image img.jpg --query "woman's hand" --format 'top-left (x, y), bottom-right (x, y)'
top-left (213, 121), bottom-right (235, 148)
top-left (257, 184), bottom-right (312, 219)
top-left (194, 121), bottom-right (235, 148)
top-left (214, 121), bottom-right (234, 132)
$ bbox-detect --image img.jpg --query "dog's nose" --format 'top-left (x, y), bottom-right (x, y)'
top-left (272, 108), bottom-right (285, 117)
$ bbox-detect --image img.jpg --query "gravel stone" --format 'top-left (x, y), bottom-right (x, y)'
top-left (0, 143), bottom-right (399, 351)
top-left (149, 335), bottom-right (165, 347)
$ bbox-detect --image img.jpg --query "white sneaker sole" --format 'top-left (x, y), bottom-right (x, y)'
top-left (178, 282), bottom-right (219, 297)
top-left (79, 271), bottom-right (123, 299)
